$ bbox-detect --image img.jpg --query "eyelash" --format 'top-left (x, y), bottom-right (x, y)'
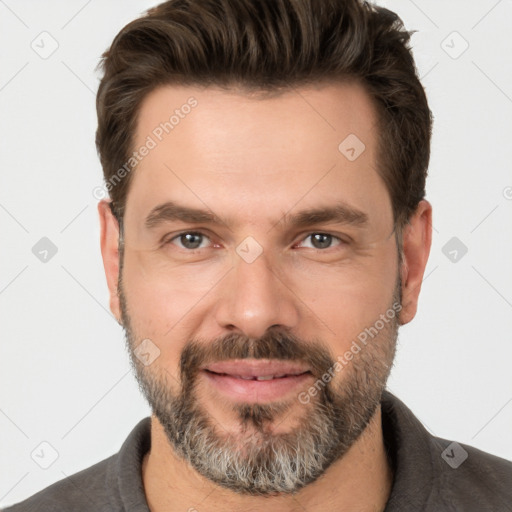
top-left (164, 231), bottom-right (348, 251)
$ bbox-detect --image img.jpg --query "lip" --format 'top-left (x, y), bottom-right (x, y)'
top-left (201, 359), bottom-right (313, 403)
top-left (204, 359), bottom-right (310, 378)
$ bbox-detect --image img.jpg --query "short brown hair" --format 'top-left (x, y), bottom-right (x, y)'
top-left (96, 0), bottom-right (432, 232)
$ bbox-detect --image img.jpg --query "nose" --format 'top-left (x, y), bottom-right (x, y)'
top-left (214, 249), bottom-right (300, 339)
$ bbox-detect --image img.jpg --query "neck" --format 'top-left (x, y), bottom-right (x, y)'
top-left (142, 406), bottom-right (394, 512)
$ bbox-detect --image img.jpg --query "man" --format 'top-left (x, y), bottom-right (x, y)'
top-left (3, 0), bottom-right (511, 511)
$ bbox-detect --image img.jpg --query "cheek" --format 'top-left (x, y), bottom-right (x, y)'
top-left (121, 247), bottom-right (228, 337)
top-left (121, 232), bottom-right (398, 355)
top-left (289, 241), bottom-right (398, 354)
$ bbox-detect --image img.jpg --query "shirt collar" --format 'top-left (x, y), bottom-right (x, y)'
top-left (381, 389), bottom-right (434, 511)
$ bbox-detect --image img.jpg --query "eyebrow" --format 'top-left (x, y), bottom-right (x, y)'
top-left (144, 200), bottom-right (369, 231)
top-left (145, 202), bottom-right (221, 229)
top-left (278, 202), bottom-right (369, 230)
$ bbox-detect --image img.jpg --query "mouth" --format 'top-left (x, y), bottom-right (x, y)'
top-left (201, 359), bottom-right (313, 403)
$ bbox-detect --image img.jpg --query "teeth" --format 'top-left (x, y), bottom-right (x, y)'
top-left (230, 373), bottom-right (300, 380)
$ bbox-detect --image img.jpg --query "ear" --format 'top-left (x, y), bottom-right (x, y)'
top-left (98, 200), bottom-right (122, 323)
top-left (398, 199), bottom-right (432, 325)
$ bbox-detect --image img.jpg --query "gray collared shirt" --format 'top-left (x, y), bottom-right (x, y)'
top-left (3, 390), bottom-right (512, 511)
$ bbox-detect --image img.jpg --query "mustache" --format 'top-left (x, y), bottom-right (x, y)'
top-left (179, 330), bottom-right (335, 383)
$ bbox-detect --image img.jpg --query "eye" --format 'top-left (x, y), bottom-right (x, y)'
top-left (297, 233), bottom-right (345, 250)
top-left (167, 231), bottom-right (212, 250)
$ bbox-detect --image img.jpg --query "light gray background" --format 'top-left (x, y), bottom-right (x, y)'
top-left (1, 0), bottom-right (511, 507)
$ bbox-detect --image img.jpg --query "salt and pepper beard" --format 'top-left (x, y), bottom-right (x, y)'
top-left (117, 230), bottom-right (401, 495)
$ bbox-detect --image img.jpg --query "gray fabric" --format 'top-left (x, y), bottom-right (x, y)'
top-left (3, 390), bottom-right (512, 511)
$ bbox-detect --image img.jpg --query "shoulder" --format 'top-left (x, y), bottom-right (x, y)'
top-left (380, 390), bottom-right (512, 512)
top-left (1, 455), bottom-right (116, 512)
top-left (2, 418), bottom-right (151, 512)
top-left (427, 434), bottom-right (512, 511)
top-left (2, 417), bottom-right (150, 512)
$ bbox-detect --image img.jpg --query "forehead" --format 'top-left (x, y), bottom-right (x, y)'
top-left (134, 81), bottom-right (378, 156)
top-left (125, 81), bottom-right (391, 233)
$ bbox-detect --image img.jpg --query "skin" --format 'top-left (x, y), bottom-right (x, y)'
top-left (98, 81), bottom-right (432, 511)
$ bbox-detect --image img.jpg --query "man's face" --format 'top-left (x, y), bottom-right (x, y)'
top-left (109, 82), bottom-right (405, 494)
